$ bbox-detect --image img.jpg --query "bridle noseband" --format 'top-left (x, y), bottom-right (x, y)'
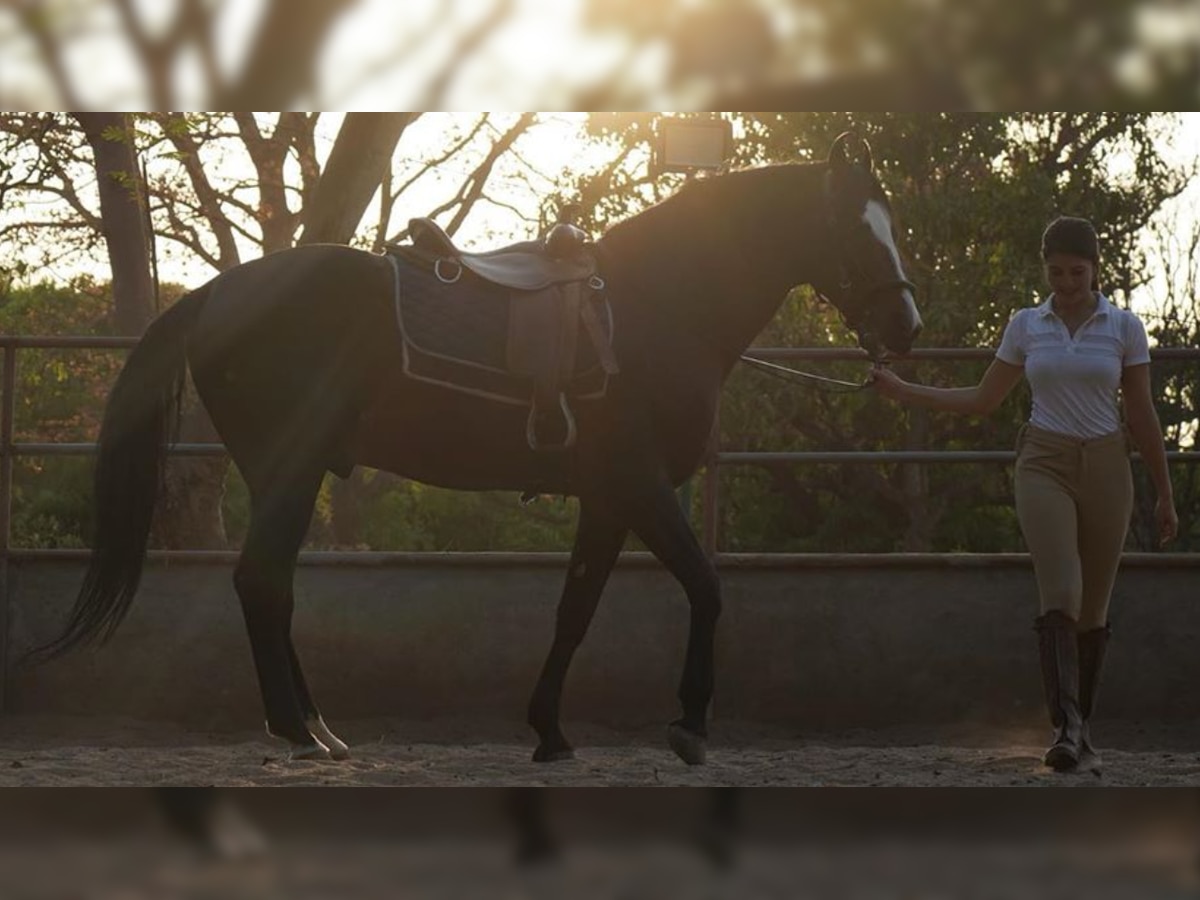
top-left (827, 275), bottom-right (918, 340)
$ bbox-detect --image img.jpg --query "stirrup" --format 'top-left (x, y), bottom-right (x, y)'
top-left (526, 393), bottom-right (577, 452)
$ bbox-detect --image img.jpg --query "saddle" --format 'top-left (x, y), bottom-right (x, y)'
top-left (387, 218), bottom-right (619, 451)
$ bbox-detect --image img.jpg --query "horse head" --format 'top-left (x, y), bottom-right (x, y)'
top-left (819, 132), bottom-right (922, 359)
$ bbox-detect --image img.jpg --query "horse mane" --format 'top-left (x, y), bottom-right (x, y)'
top-left (601, 161), bottom-right (828, 245)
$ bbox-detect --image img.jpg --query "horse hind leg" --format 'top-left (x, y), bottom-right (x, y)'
top-left (527, 501), bottom-right (627, 762)
top-left (234, 469), bottom-right (333, 761)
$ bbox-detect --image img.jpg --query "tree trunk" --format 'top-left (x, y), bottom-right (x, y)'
top-left (76, 113), bottom-right (229, 550)
top-left (73, 113), bottom-right (155, 334)
top-left (216, 0), bottom-right (359, 108)
top-left (150, 389), bottom-right (229, 550)
top-left (298, 113), bottom-right (417, 245)
top-left (296, 114), bottom-right (414, 543)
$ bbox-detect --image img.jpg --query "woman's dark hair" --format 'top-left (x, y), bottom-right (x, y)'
top-left (1041, 216), bottom-right (1100, 290)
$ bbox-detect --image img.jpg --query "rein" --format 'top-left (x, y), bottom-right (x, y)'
top-left (738, 354), bottom-right (877, 393)
top-left (736, 274), bottom-right (910, 394)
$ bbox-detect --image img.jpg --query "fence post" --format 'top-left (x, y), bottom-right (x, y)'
top-left (0, 340), bottom-right (15, 713)
top-left (702, 401), bottom-right (720, 558)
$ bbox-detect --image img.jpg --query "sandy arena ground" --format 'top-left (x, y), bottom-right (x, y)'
top-left (1, 715), bottom-right (1198, 787)
top-left (1, 717), bottom-right (1197, 898)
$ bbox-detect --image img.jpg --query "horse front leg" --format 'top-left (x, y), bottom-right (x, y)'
top-left (624, 479), bottom-right (721, 766)
top-left (528, 501), bottom-right (627, 762)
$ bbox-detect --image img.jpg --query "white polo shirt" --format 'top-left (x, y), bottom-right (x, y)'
top-left (995, 293), bottom-right (1151, 439)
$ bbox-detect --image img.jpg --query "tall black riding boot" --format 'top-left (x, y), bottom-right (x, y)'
top-left (1035, 610), bottom-right (1084, 772)
top-left (1077, 623), bottom-right (1111, 771)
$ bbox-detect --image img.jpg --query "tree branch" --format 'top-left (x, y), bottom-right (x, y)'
top-left (8, 0), bottom-right (81, 107)
top-left (442, 113), bottom-right (535, 237)
top-left (297, 112), bottom-right (417, 245)
top-left (216, 0), bottom-right (360, 108)
top-left (151, 113), bottom-right (240, 270)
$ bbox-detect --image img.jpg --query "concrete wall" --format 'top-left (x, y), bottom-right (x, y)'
top-left (4, 554), bottom-right (1198, 732)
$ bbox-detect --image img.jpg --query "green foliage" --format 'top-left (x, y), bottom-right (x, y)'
top-left (3, 114), bottom-right (1197, 553)
top-left (560, 113), bottom-right (1194, 553)
top-left (357, 484), bottom-right (577, 552)
top-left (0, 281), bottom-right (125, 547)
top-left (10, 458), bottom-right (91, 549)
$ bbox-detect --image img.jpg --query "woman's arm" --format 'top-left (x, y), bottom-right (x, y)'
top-left (1122, 363), bottom-right (1179, 545)
top-left (871, 358), bottom-right (1024, 415)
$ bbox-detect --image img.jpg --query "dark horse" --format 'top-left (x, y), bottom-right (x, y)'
top-left (37, 133), bottom-right (920, 765)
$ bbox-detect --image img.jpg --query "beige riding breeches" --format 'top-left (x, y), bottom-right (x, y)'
top-left (1014, 425), bottom-right (1133, 629)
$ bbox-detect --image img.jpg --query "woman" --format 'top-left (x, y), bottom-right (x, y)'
top-left (871, 216), bottom-right (1178, 773)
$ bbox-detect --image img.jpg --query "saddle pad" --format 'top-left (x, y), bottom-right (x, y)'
top-left (388, 252), bottom-right (612, 406)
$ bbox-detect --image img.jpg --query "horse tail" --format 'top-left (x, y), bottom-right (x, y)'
top-left (29, 284), bottom-right (212, 662)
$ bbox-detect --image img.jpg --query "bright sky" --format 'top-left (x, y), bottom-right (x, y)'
top-left (177, 112), bottom-right (1200, 330)
top-left (3, 111), bottom-right (1199, 331)
top-left (1135, 112), bottom-right (1200, 324)
top-left (4, 1), bottom-right (1198, 108)
top-left (0, 0), bottom-right (628, 109)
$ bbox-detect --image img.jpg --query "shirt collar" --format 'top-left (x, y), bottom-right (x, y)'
top-left (1037, 292), bottom-right (1111, 319)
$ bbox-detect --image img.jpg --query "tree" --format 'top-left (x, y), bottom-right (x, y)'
top-left (72, 114), bottom-right (155, 335)
top-left (297, 114), bottom-right (418, 246)
top-left (1136, 209), bottom-right (1200, 551)
top-left (0, 111), bottom-right (551, 550)
top-left (1, 0), bottom-right (361, 108)
top-left (0, 0), bottom-right (517, 109)
top-left (2, 112), bottom-right (1193, 553)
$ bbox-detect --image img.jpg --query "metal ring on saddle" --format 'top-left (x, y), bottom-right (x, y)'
top-left (588, 275), bottom-right (605, 291)
top-left (434, 258), bottom-right (463, 284)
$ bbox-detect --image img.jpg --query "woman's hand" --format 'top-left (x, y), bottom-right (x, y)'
top-left (868, 365), bottom-right (909, 401)
top-left (1156, 497), bottom-right (1179, 547)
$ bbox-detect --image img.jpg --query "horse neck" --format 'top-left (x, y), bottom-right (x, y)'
top-left (599, 172), bottom-right (829, 372)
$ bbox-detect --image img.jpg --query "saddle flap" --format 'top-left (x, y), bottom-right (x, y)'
top-left (462, 250), bottom-right (595, 292)
top-left (388, 252), bottom-right (614, 412)
top-left (506, 283), bottom-right (584, 381)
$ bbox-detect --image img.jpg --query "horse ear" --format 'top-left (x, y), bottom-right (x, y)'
top-left (828, 131), bottom-right (873, 173)
top-left (859, 138), bottom-right (874, 173)
top-left (828, 132), bottom-right (853, 169)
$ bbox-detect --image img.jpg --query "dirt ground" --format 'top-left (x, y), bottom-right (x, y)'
top-left (1, 718), bottom-right (1197, 897)
top-left (1, 715), bottom-right (1199, 787)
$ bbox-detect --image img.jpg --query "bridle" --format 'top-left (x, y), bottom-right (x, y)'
top-left (824, 194), bottom-right (917, 339)
top-left (738, 208), bottom-right (916, 393)
top-left (828, 273), bottom-right (918, 341)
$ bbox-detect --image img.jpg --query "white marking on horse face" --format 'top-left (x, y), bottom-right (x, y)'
top-left (862, 198), bottom-right (922, 343)
top-left (863, 199), bottom-right (904, 275)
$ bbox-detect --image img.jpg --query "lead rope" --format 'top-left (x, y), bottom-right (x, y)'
top-left (738, 354), bottom-right (884, 393)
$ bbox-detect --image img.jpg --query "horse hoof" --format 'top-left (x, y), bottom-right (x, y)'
top-left (288, 741), bottom-right (331, 762)
top-left (532, 745), bottom-right (575, 763)
top-left (1042, 746), bottom-right (1079, 773)
top-left (315, 732), bottom-right (351, 761)
top-left (667, 722), bottom-right (707, 766)
top-left (307, 718), bottom-right (351, 761)
top-left (1078, 749), bottom-right (1103, 776)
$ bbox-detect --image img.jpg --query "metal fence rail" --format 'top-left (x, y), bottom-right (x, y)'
top-left (1, 336), bottom-right (1198, 712)
top-left (2, 336), bottom-right (1198, 558)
